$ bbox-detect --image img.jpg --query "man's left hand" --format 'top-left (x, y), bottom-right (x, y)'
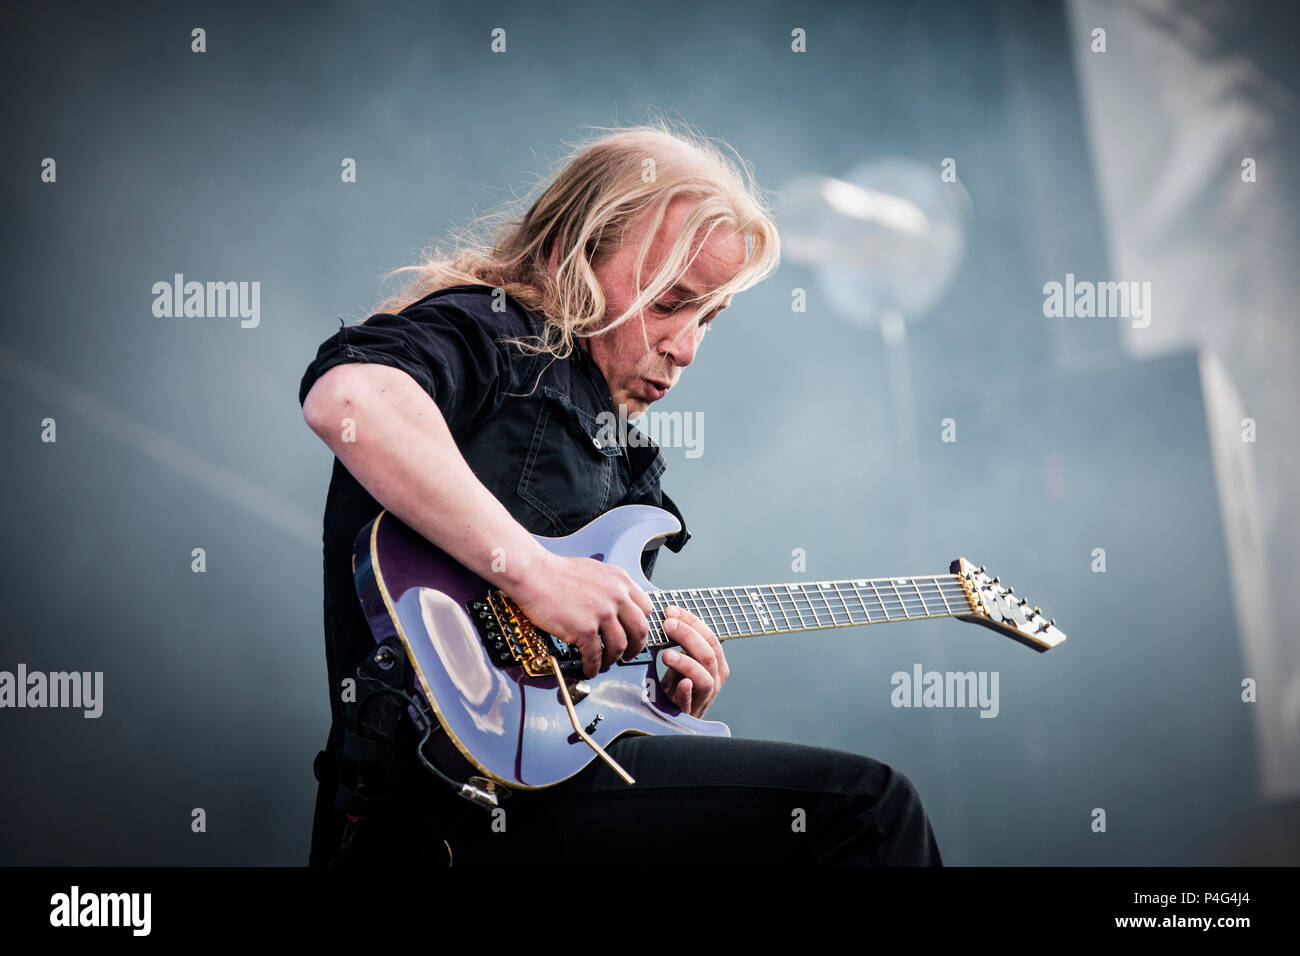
top-left (659, 604), bottom-right (729, 718)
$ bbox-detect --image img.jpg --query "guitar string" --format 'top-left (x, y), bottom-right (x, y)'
top-left (639, 581), bottom-right (1040, 639)
top-left (637, 576), bottom-right (996, 643)
top-left (648, 580), bottom-right (970, 608)
top-left (649, 584), bottom-right (972, 615)
top-left (518, 569), bottom-right (1027, 647)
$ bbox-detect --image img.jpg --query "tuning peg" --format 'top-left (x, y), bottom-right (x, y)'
top-left (978, 566), bottom-right (986, 574)
top-left (992, 577), bottom-right (999, 585)
top-left (1032, 607), bottom-right (1040, 616)
top-left (1018, 597), bottom-right (1028, 607)
top-left (1049, 618), bottom-right (1055, 627)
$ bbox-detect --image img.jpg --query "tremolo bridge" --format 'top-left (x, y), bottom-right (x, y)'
top-left (470, 591), bottom-right (587, 677)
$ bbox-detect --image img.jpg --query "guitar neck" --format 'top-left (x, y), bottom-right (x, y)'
top-left (644, 574), bottom-right (973, 645)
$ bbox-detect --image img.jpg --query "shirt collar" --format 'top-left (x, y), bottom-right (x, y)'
top-left (573, 337), bottom-right (667, 484)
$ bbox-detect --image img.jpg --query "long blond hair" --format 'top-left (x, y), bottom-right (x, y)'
top-left (372, 116), bottom-right (781, 371)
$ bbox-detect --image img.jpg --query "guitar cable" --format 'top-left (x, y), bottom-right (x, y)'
top-left (333, 640), bottom-right (505, 866)
top-left (350, 683), bottom-right (504, 808)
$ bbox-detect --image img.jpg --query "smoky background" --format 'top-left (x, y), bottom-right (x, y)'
top-left (1, 0), bottom-right (1296, 864)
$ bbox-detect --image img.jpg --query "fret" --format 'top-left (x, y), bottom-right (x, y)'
top-left (714, 587), bottom-right (738, 635)
top-left (797, 585), bottom-right (817, 626)
top-left (673, 589), bottom-right (694, 629)
top-left (746, 588), bottom-right (776, 635)
top-left (819, 583), bottom-right (842, 625)
top-left (719, 587), bottom-right (742, 636)
top-left (675, 589), bottom-right (711, 637)
top-left (797, 585), bottom-right (818, 626)
top-left (925, 577), bottom-right (951, 616)
top-left (854, 581), bottom-right (875, 624)
top-left (759, 587), bottom-right (774, 632)
top-left (867, 580), bottom-right (892, 621)
top-left (786, 585), bottom-right (809, 630)
top-left (717, 587), bottom-right (744, 636)
top-left (930, 574), bottom-right (961, 613)
top-left (726, 587), bottom-right (757, 636)
top-left (662, 591), bottom-right (683, 643)
top-left (888, 579), bottom-right (911, 620)
top-left (812, 584), bottom-right (835, 626)
top-left (701, 589), bottom-right (722, 630)
top-left (746, 588), bottom-right (765, 635)
top-left (685, 589), bottom-right (710, 632)
top-left (885, 580), bottom-right (908, 620)
top-left (726, 586), bottom-right (750, 636)
top-left (771, 585), bottom-right (795, 632)
top-left (854, 581), bottom-right (871, 621)
top-left (831, 581), bottom-right (856, 626)
top-left (850, 581), bottom-right (875, 623)
top-left (742, 587), bottom-right (765, 635)
top-left (895, 580), bottom-right (916, 618)
top-left (740, 589), bottom-right (756, 634)
top-left (701, 587), bottom-right (731, 637)
top-left (648, 592), bottom-right (669, 647)
top-left (814, 583), bottom-right (840, 626)
top-left (916, 583), bottom-right (935, 615)
top-left (802, 585), bottom-right (825, 628)
top-left (911, 578), bottom-right (930, 618)
top-left (827, 583), bottom-right (845, 626)
top-left (933, 576), bottom-right (954, 615)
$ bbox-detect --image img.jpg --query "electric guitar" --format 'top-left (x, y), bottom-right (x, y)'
top-left (352, 504), bottom-right (1066, 802)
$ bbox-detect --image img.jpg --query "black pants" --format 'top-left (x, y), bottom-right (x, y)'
top-left (313, 731), bottom-right (943, 867)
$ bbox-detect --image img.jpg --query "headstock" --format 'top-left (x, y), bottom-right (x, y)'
top-left (950, 558), bottom-right (1067, 652)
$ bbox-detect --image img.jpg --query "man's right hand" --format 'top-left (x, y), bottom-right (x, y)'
top-left (507, 551), bottom-right (653, 678)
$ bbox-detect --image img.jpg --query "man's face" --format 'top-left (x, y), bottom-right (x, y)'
top-left (553, 197), bottom-right (747, 417)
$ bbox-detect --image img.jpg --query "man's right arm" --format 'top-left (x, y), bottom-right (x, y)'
top-left (301, 361), bottom-right (651, 677)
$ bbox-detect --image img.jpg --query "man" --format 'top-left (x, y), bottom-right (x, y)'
top-left (299, 123), bottom-right (943, 866)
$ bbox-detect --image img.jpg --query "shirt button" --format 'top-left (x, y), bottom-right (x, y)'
top-left (592, 436), bottom-right (602, 449)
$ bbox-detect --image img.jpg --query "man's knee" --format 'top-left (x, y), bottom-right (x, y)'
top-left (832, 754), bottom-right (941, 866)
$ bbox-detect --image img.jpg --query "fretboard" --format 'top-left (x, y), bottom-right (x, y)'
top-left (645, 574), bottom-right (972, 645)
